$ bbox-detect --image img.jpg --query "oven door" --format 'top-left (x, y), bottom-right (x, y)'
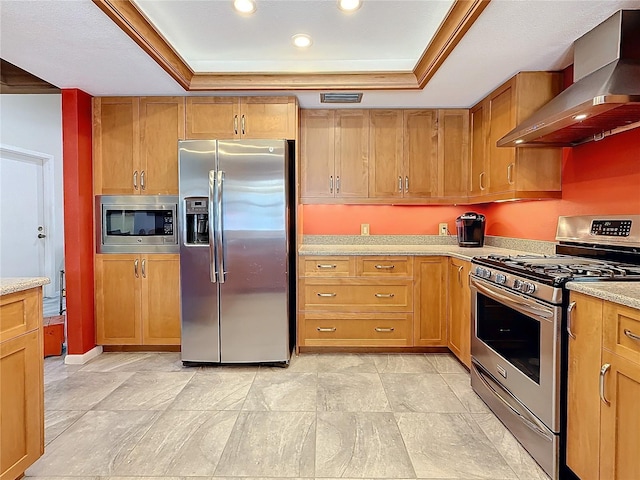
top-left (470, 275), bottom-right (562, 433)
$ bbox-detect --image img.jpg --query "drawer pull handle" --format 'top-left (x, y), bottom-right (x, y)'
top-left (317, 327), bottom-right (336, 332)
top-left (317, 264), bottom-right (337, 269)
top-left (375, 327), bottom-right (395, 332)
top-left (375, 265), bottom-right (395, 269)
top-left (624, 329), bottom-right (640, 342)
top-left (317, 293), bottom-right (337, 297)
top-left (375, 293), bottom-right (395, 298)
top-left (599, 363), bottom-right (611, 405)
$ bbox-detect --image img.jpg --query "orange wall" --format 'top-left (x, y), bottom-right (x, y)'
top-left (302, 128), bottom-right (640, 240)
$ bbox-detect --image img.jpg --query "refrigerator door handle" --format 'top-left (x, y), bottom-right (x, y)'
top-left (216, 170), bottom-right (225, 284)
top-left (208, 170), bottom-right (217, 284)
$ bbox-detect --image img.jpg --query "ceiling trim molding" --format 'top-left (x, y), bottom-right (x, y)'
top-left (92, 0), bottom-right (194, 89)
top-left (189, 72), bottom-right (420, 91)
top-left (413, 0), bottom-right (491, 89)
top-left (93, 0), bottom-right (489, 92)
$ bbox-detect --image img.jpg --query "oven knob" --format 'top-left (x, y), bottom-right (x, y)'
top-left (523, 282), bottom-right (536, 294)
top-left (495, 273), bottom-right (507, 284)
top-left (483, 269), bottom-right (492, 279)
top-left (513, 279), bottom-right (522, 291)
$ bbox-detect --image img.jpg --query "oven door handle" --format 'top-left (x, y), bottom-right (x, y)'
top-left (471, 277), bottom-right (554, 319)
top-left (473, 361), bottom-right (553, 441)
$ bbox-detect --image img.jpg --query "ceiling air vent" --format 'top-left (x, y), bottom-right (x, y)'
top-left (320, 93), bottom-right (363, 104)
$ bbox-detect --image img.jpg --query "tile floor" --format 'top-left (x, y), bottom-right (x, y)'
top-left (28, 352), bottom-right (551, 480)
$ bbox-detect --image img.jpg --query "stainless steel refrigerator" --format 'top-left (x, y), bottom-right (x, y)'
top-left (178, 139), bottom-right (293, 364)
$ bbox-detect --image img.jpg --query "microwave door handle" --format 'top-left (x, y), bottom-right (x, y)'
top-left (472, 277), bottom-right (554, 319)
top-left (216, 170), bottom-right (225, 284)
top-left (208, 170), bottom-right (217, 284)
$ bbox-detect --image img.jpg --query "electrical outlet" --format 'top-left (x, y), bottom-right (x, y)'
top-left (361, 223), bottom-right (370, 236)
top-left (439, 223), bottom-right (448, 236)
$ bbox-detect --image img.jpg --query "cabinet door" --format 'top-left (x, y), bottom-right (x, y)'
top-left (438, 110), bottom-right (469, 199)
top-left (566, 293), bottom-right (603, 480)
top-left (141, 255), bottom-right (181, 345)
top-left (300, 110), bottom-right (335, 199)
top-left (447, 258), bottom-right (470, 367)
top-left (335, 110), bottom-right (369, 198)
top-left (1, 329), bottom-right (42, 480)
top-left (139, 97), bottom-right (184, 195)
top-left (240, 97), bottom-right (297, 139)
top-left (600, 350), bottom-right (640, 480)
top-left (404, 110), bottom-right (438, 199)
top-left (93, 97), bottom-right (139, 194)
top-left (487, 83), bottom-right (516, 194)
top-left (369, 110), bottom-right (403, 199)
top-left (185, 97), bottom-right (240, 139)
top-left (413, 257), bottom-right (447, 346)
top-left (469, 102), bottom-right (487, 197)
top-left (95, 254), bottom-right (142, 345)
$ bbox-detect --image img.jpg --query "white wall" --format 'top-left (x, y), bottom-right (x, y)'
top-left (0, 94), bottom-right (64, 294)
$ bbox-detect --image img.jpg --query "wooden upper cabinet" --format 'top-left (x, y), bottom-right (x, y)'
top-left (404, 110), bottom-right (439, 199)
top-left (300, 110), bottom-right (335, 199)
top-left (185, 96), bottom-right (297, 140)
top-left (438, 109), bottom-right (469, 199)
top-left (185, 97), bottom-right (240, 139)
top-left (469, 103), bottom-right (486, 196)
top-left (335, 110), bottom-right (369, 198)
top-left (139, 97), bottom-right (184, 194)
top-left (369, 110), bottom-right (404, 199)
top-left (94, 96), bottom-right (183, 195)
top-left (93, 97), bottom-right (138, 195)
top-left (470, 71), bottom-right (563, 201)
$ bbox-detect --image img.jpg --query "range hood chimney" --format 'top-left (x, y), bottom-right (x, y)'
top-left (498, 9), bottom-right (640, 147)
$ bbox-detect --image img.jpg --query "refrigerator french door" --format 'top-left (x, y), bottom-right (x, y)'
top-left (178, 139), bottom-right (291, 364)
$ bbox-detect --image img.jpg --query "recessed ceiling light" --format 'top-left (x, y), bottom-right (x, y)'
top-left (338, 0), bottom-right (362, 12)
top-left (233, 0), bottom-right (256, 14)
top-left (292, 34), bottom-right (312, 48)
top-left (573, 114), bottom-right (588, 121)
top-left (514, 139), bottom-right (524, 144)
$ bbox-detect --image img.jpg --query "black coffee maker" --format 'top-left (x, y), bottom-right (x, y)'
top-left (455, 212), bottom-right (485, 247)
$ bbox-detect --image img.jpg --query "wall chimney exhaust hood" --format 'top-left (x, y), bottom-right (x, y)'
top-left (498, 10), bottom-right (640, 148)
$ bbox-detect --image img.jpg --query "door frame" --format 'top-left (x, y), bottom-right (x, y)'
top-left (0, 144), bottom-right (56, 298)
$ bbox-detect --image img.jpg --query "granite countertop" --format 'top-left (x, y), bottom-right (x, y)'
top-left (567, 282), bottom-right (640, 310)
top-left (298, 244), bottom-right (532, 262)
top-left (0, 277), bottom-right (50, 296)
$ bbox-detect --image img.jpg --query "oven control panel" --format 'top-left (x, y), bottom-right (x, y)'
top-left (590, 219), bottom-right (632, 237)
top-left (472, 265), bottom-right (561, 304)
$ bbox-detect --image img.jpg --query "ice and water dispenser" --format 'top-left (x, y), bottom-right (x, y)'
top-left (185, 197), bottom-right (209, 245)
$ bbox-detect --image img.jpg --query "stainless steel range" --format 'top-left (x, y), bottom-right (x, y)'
top-left (470, 215), bottom-right (640, 480)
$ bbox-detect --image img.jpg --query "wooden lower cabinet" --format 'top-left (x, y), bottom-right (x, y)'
top-left (565, 295), bottom-right (640, 480)
top-left (0, 287), bottom-right (44, 480)
top-left (447, 258), bottom-right (471, 367)
top-left (95, 254), bottom-right (180, 345)
top-left (566, 292), bottom-right (604, 480)
top-left (413, 257), bottom-right (447, 346)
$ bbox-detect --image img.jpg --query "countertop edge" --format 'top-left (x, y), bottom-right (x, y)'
top-left (566, 282), bottom-right (640, 310)
top-left (0, 277), bottom-right (51, 296)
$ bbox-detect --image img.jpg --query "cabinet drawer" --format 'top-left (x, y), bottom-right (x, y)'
top-left (356, 256), bottom-right (413, 277)
top-left (604, 301), bottom-right (640, 365)
top-left (301, 279), bottom-right (413, 312)
top-left (301, 256), bottom-right (354, 277)
top-left (301, 312), bottom-right (412, 346)
top-left (0, 288), bottom-right (41, 342)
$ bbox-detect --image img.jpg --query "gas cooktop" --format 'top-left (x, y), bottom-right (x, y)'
top-left (474, 254), bottom-right (640, 285)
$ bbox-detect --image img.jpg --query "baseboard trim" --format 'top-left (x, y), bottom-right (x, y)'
top-left (64, 345), bottom-right (103, 365)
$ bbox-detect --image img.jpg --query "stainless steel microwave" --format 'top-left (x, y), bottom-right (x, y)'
top-left (96, 195), bottom-right (179, 253)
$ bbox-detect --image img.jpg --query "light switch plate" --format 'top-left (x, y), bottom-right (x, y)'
top-left (439, 223), bottom-right (448, 236)
top-left (361, 223), bottom-right (370, 236)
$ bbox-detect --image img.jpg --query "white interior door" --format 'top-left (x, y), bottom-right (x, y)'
top-left (0, 145), bottom-right (55, 297)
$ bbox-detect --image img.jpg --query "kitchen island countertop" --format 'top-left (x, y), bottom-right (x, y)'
top-left (0, 277), bottom-right (50, 296)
